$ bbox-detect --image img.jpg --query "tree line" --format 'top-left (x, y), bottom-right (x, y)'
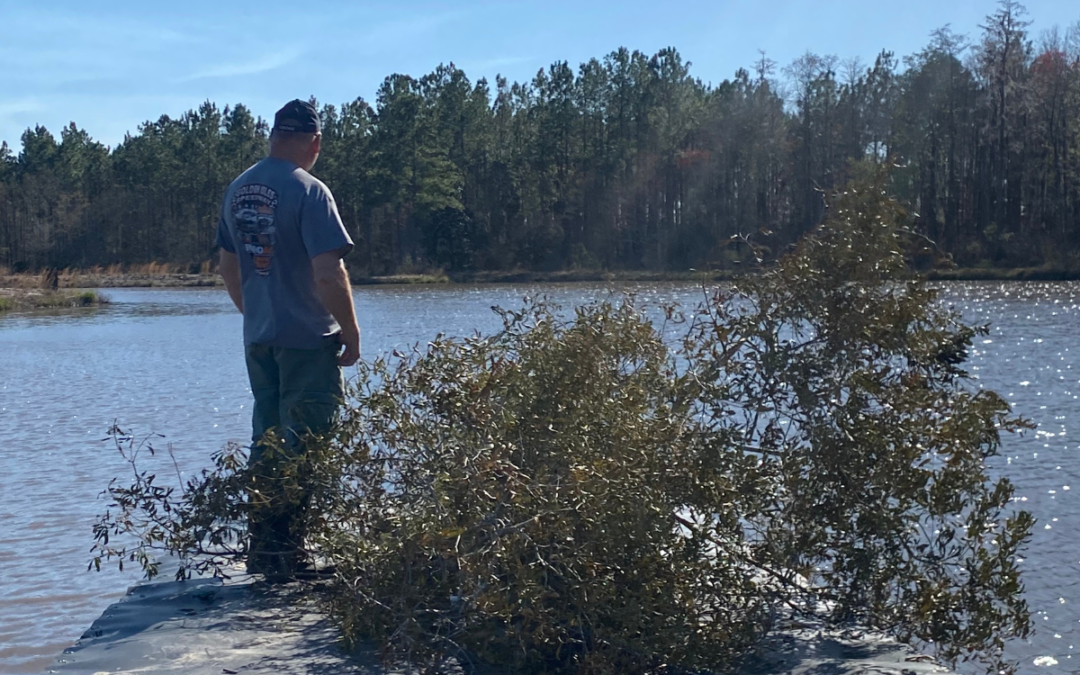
top-left (2, 1), bottom-right (1078, 275)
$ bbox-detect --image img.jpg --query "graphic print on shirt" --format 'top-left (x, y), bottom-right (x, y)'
top-left (231, 184), bottom-right (279, 276)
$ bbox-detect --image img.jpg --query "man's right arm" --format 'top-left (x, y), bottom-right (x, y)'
top-left (216, 200), bottom-right (243, 314)
top-left (312, 250), bottom-right (360, 367)
top-left (219, 250), bottom-right (244, 314)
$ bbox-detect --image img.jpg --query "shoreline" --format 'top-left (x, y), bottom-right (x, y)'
top-left (44, 571), bottom-right (387, 675)
top-left (6, 266), bottom-right (1080, 291)
top-left (359, 267), bottom-right (1080, 284)
top-left (0, 273), bottom-right (223, 289)
top-left (46, 574), bottom-right (955, 675)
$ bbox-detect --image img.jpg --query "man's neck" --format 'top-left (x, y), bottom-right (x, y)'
top-left (267, 151), bottom-right (301, 168)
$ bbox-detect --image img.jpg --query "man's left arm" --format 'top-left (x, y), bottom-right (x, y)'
top-left (301, 183), bottom-right (358, 365)
top-left (313, 252), bottom-right (360, 366)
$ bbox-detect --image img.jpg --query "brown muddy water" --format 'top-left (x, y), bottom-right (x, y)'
top-left (0, 283), bottom-right (1078, 674)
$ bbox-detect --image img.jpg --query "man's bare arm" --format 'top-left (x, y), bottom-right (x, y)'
top-left (219, 250), bottom-right (243, 314)
top-left (312, 250), bottom-right (360, 366)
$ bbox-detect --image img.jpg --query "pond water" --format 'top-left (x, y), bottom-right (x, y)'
top-left (0, 282), bottom-right (1077, 674)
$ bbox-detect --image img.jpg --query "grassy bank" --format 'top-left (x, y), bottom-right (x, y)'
top-left (7, 264), bottom-right (1080, 290)
top-left (0, 263), bottom-right (221, 289)
top-left (0, 289), bottom-right (108, 312)
top-left (355, 266), bottom-right (1080, 285)
top-left (60, 272), bottom-right (221, 288)
top-left (0, 267), bottom-right (744, 288)
top-left (351, 269), bottom-right (743, 285)
top-left (925, 266), bottom-right (1080, 281)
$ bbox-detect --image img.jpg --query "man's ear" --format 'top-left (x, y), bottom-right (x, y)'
top-left (312, 134), bottom-right (322, 154)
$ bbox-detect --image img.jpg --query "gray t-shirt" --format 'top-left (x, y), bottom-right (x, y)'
top-left (217, 157), bottom-right (353, 349)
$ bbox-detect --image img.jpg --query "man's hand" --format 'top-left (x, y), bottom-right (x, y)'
top-left (338, 326), bottom-right (361, 367)
top-left (313, 250), bottom-right (361, 367)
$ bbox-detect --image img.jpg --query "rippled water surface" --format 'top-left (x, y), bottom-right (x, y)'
top-left (1, 282), bottom-right (1078, 674)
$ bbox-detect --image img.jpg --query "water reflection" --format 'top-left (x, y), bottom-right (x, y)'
top-left (1, 282), bottom-right (1078, 674)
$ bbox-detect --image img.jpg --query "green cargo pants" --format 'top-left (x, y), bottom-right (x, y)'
top-left (244, 334), bottom-right (343, 577)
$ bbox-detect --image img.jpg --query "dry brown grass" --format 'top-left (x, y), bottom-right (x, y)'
top-left (1, 262), bottom-right (221, 289)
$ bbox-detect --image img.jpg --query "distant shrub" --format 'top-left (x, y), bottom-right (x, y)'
top-left (74, 290), bottom-right (101, 306)
top-left (92, 168), bottom-right (1033, 675)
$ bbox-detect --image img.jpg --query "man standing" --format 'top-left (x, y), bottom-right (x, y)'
top-left (217, 99), bottom-right (360, 579)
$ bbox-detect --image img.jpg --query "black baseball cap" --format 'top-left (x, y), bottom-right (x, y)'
top-left (273, 99), bottom-right (320, 134)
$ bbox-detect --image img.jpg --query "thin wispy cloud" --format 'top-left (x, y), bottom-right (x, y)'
top-left (473, 56), bottom-right (534, 71)
top-left (178, 49), bottom-right (304, 82)
top-left (355, 11), bottom-right (464, 54)
top-left (0, 99), bottom-right (45, 118)
top-left (470, 56), bottom-right (537, 73)
top-left (0, 9), bottom-right (197, 91)
top-left (0, 99), bottom-right (46, 142)
top-left (6, 8), bottom-right (192, 47)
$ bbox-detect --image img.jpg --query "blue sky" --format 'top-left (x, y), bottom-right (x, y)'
top-left (1, 0), bottom-right (1077, 150)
